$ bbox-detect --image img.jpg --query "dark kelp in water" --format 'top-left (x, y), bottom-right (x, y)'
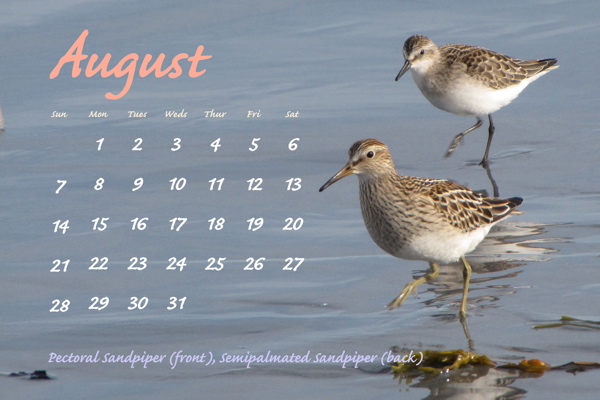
top-left (391, 349), bottom-right (600, 381)
top-left (534, 316), bottom-right (600, 330)
top-left (5, 370), bottom-right (51, 380)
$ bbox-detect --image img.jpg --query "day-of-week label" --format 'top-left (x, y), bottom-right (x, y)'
top-left (89, 111), bottom-right (108, 118)
top-left (204, 109), bottom-right (227, 118)
top-left (165, 109), bottom-right (188, 117)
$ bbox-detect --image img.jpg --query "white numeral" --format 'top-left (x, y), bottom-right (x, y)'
top-left (171, 138), bottom-right (181, 151)
top-left (132, 177), bottom-right (144, 191)
top-left (51, 259), bottom-right (70, 272)
top-left (169, 177), bottom-right (187, 191)
top-left (56, 180), bottom-right (67, 194)
top-left (131, 217), bottom-right (148, 230)
top-left (169, 217), bottom-right (187, 231)
top-left (128, 257), bottom-right (148, 271)
top-left (128, 297), bottom-right (148, 310)
top-left (247, 178), bottom-right (263, 191)
top-left (283, 257), bottom-right (304, 271)
top-left (52, 219), bottom-right (70, 234)
top-left (167, 257), bottom-right (187, 271)
top-left (208, 178), bottom-right (224, 191)
top-left (50, 299), bottom-right (70, 312)
top-left (94, 177), bottom-right (104, 190)
top-left (208, 217), bottom-right (225, 230)
top-left (246, 217), bottom-right (264, 231)
top-left (285, 178), bottom-right (302, 191)
top-left (283, 217), bottom-right (303, 230)
top-left (206, 257), bottom-right (226, 271)
top-left (244, 257), bottom-right (265, 270)
top-left (91, 217), bottom-right (109, 231)
top-left (249, 138), bottom-right (260, 151)
top-left (132, 138), bottom-right (143, 151)
top-left (288, 138), bottom-right (299, 151)
top-left (89, 296), bottom-right (109, 310)
top-left (89, 257), bottom-right (109, 270)
top-left (167, 297), bottom-right (186, 310)
top-left (210, 138), bottom-right (221, 152)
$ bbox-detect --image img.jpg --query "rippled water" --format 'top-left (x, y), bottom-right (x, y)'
top-left (2, 1), bottom-right (600, 399)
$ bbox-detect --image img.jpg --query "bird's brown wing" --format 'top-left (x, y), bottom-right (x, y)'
top-left (443, 44), bottom-right (558, 90)
top-left (408, 177), bottom-right (521, 232)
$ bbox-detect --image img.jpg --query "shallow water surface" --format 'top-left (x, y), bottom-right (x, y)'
top-left (2, 1), bottom-right (599, 399)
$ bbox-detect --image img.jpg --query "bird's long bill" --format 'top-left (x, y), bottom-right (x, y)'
top-left (395, 59), bottom-right (411, 81)
top-left (319, 163), bottom-right (354, 192)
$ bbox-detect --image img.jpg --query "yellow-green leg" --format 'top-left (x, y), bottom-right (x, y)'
top-left (459, 255), bottom-right (472, 317)
top-left (387, 262), bottom-right (440, 309)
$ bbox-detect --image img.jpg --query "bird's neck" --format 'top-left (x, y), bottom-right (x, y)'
top-left (357, 169), bottom-right (401, 188)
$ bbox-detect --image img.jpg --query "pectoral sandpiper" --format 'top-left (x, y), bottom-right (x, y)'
top-left (395, 35), bottom-right (558, 166)
top-left (319, 139), bottom-right (522, 316)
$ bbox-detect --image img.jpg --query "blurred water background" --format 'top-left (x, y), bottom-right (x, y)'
top-left (1, 1), bottom-right (599, 398)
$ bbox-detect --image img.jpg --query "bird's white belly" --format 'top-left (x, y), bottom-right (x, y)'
top-left (412, 70), bottom-right (531, 116)
top-left (398, 226), bottom-right (492, 264)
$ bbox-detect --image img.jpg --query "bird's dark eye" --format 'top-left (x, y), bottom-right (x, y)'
top-left (420, 49), bottom-right (425, 55)
top-left (366, 151), bottom-right (374, 158)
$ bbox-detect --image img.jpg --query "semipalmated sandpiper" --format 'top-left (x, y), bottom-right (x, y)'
top-left (396, 35), bottom-right (558, 165)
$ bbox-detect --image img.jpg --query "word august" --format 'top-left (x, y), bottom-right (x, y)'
top-left (49, 30), bottom-right (212, 100)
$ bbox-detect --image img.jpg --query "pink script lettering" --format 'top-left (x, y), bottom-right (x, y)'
top-left (49, 30), bottom-right (212, 100)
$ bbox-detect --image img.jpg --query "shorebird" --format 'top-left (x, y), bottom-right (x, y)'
top-left (319, 139), bottom-right (522, 316)
top-left (395, 35), bottom-right (558, 166)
